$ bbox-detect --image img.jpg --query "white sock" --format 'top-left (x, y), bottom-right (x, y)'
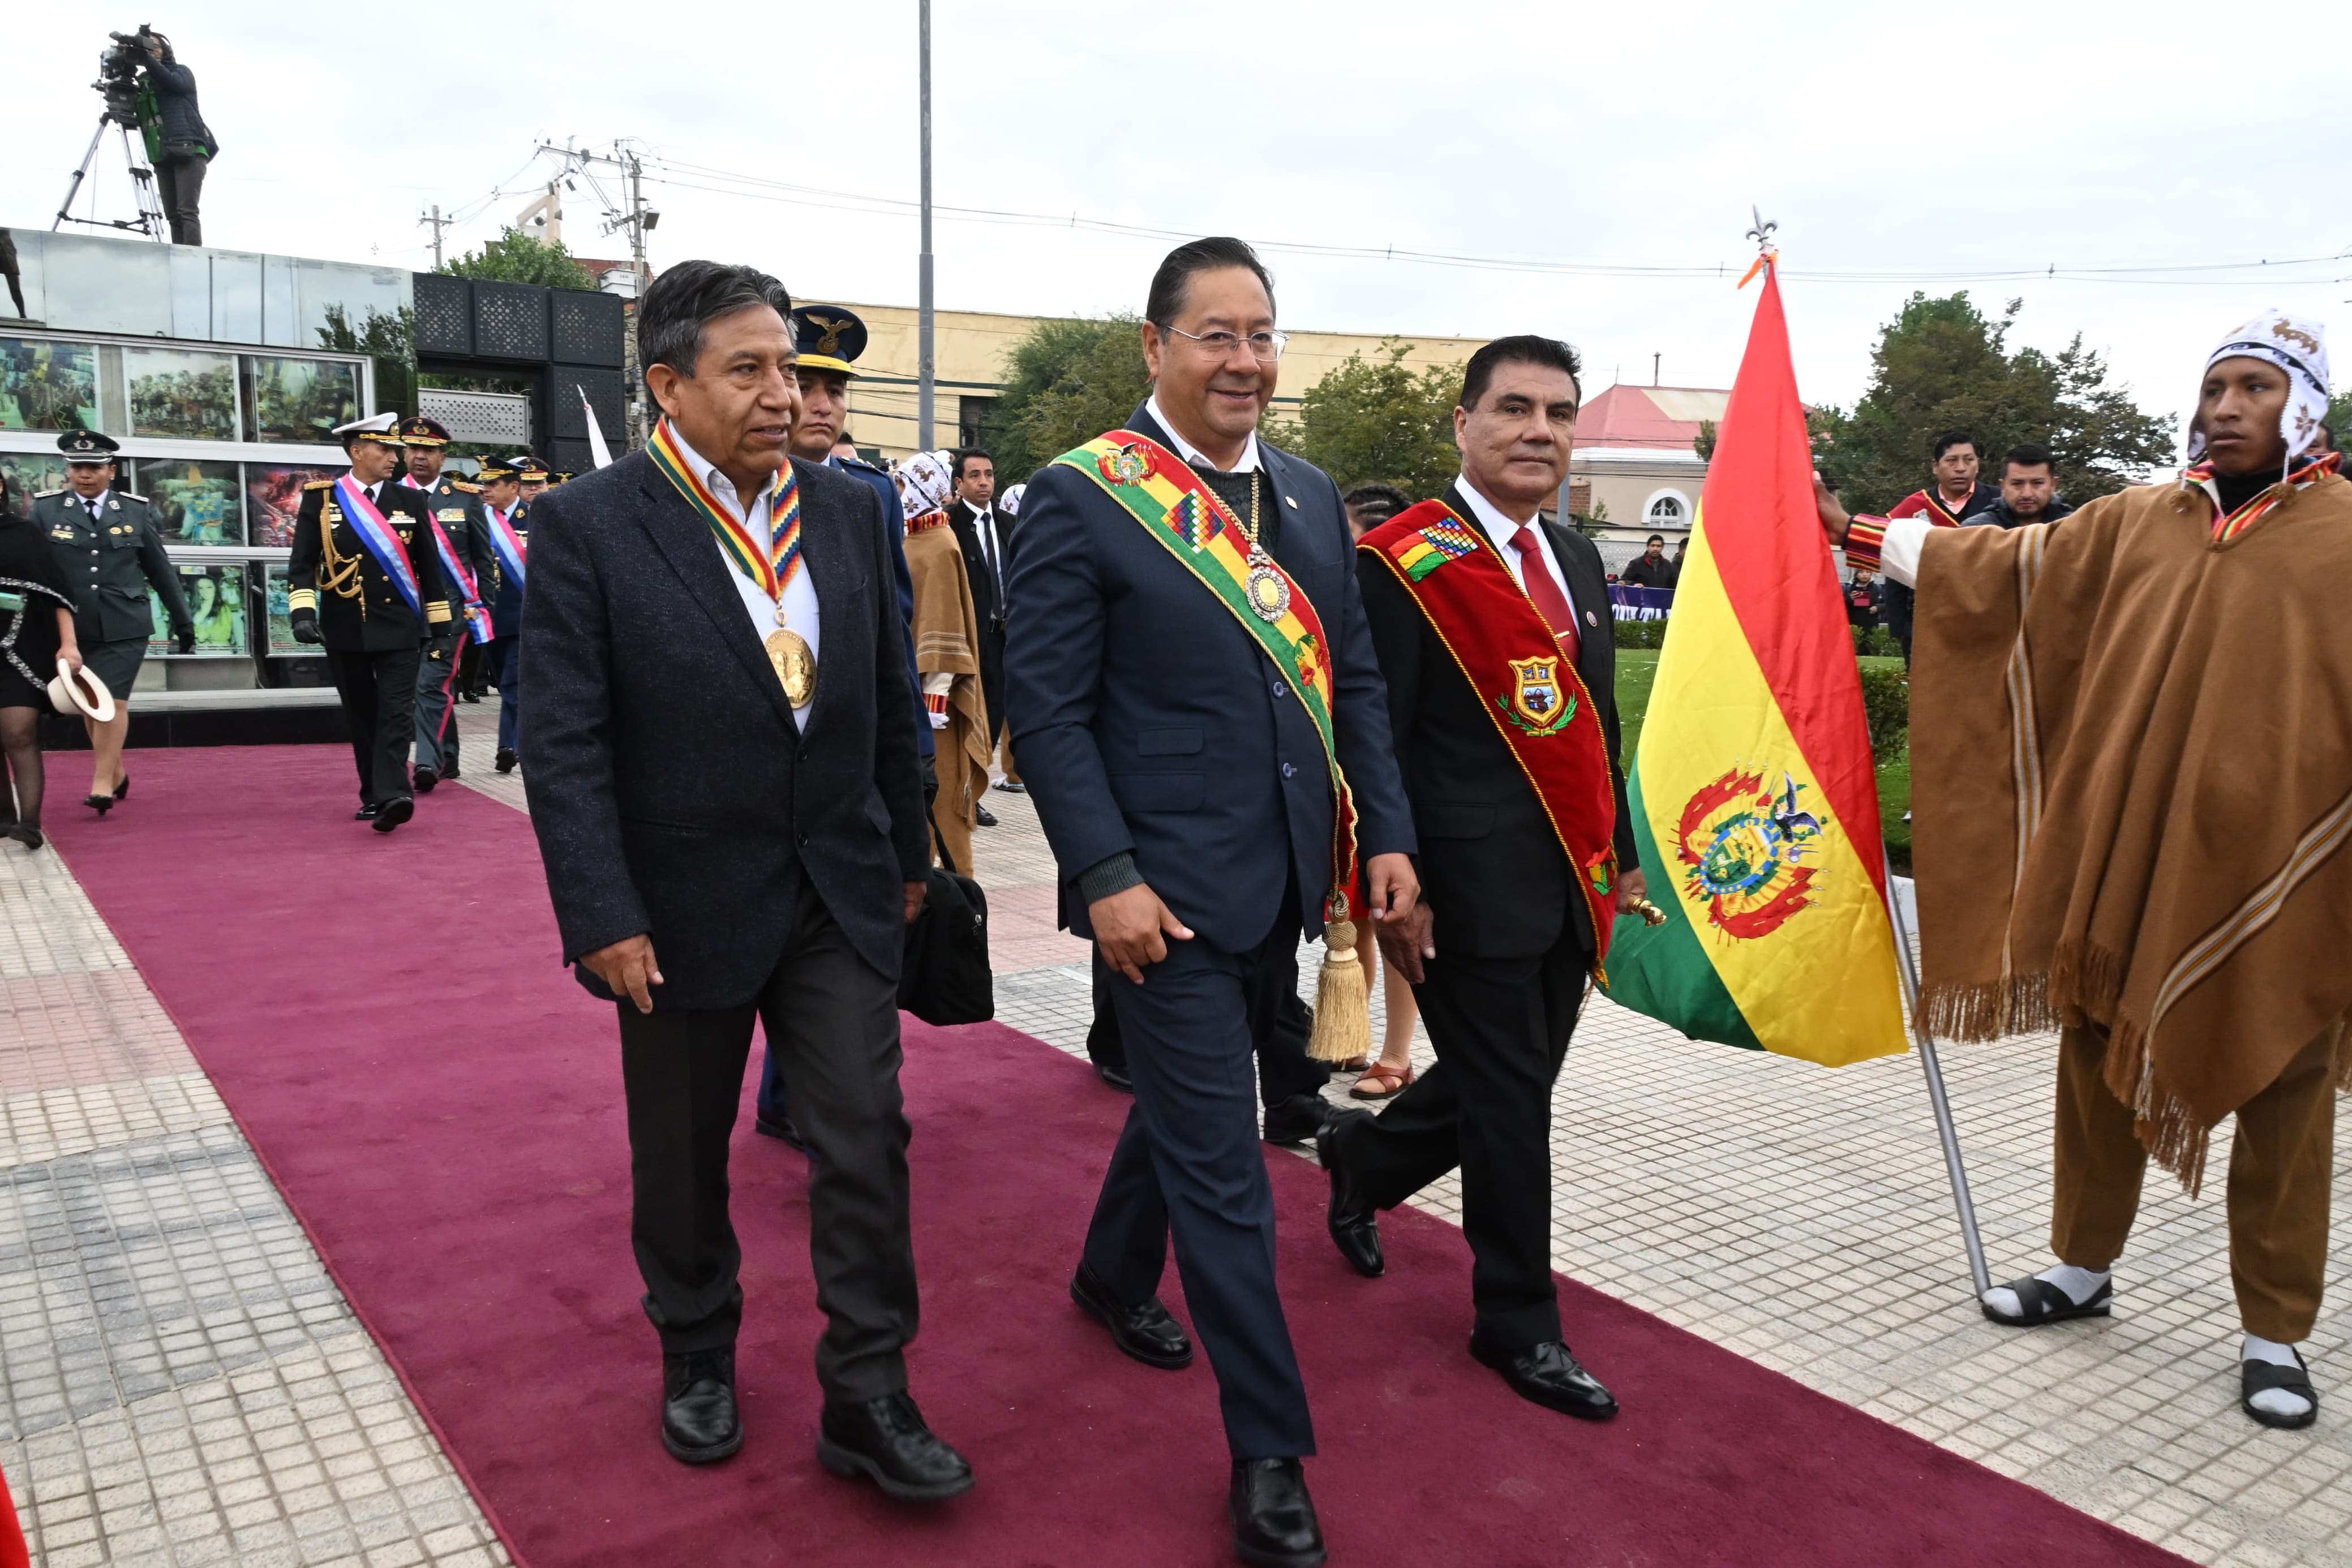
top-left (1982, 1263), bottom-right (2110, 1317)
top-left (2243, 1333), bottom-right (2312, 1420)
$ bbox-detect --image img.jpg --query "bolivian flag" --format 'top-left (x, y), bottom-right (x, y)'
top-left (1600, 266), bottom-right (1907, 1066)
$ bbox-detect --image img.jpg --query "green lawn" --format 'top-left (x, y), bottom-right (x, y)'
top-left (1613, 649), bottom-right (1913, 873)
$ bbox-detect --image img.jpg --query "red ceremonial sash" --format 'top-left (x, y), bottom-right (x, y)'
top-left (1359, 499), bottom-right (1620, 965)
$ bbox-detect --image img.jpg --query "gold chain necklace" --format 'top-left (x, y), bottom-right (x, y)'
top-left (1235, 470), bottom-right (1293, 624)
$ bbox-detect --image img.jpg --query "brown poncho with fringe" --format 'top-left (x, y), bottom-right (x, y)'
top-left (904, 512), bottom-right (993, 876)
top-left (1909, 470), bottom-right (2352, 1193)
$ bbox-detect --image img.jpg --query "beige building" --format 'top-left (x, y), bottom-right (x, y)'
top-left (822, 301), bottom-right (1490, 464)
top-left (1563, 383), bottom-right (1727, 547)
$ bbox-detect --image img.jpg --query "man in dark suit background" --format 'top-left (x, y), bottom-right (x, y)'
top-left (1007, 237), bottom-right (1417, 1568)
top-left (1321, 336), bottom-right (1645, 1424)
top-left (948, 448), bottom-right (1015, 820)
top-left (519, 260), bottom-right (971, 1498)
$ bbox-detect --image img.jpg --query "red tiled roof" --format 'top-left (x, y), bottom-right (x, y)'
top-left (1574, 385), bottom-right (1732, 450)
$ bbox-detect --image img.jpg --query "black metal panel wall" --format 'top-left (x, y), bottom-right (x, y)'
top-left (552, 289), bottom-right (626, 367)
top-left (551, 366), bottom-right (628, 441)
top-left (471, 280), bottom-right (551, 361)
top-left (412, 273), bottom-right (473, 356)
top-left (409, 275), bottom-right (628, 471)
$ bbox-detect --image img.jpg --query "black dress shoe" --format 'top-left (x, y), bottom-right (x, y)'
top-left (413, 766), bottom-right (439, 794)
top-left (7, 824), bottom-right (45, 851)
top-left (1093, 1060), bottom-right (1134, 1093)
top-left (443, 761), bottom-right (461, 780)
top-left (1229, 1459), bottom-right (1325, 1568)
top-left (992, 778), bottom-right (1028, 794)
top-left (460, 689), bottom-right (482, 704)
top-left (1070, 1261), bottom-right (1193, 1370)
top-left (754, 1109), bottom-right (814, 1154)
top-left (817, 1391), bottom-right (973, 1501)
top-left (1315, 1120), bottom-right (1383, 1278)
top-left (1469, 1333), bottom-right (1619, 1420)
top-left (495, 748), bottom-right (517, 774)
top-left (373, 796), bottom-right (414, 833)
top-left (353, 804), bottom-right (379, 821)
top-left (1260, 1094), bottom-right (1329, 1146)
top-left (974, 802), bottom-right (998, 828)
top-left (661, 1347), bottom-right (742, 1463)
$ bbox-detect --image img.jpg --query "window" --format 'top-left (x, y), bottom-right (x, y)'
top-left (1643, 489), bottom-right (1691, 530)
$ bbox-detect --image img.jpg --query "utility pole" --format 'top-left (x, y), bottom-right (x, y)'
top-left (419, 203), bottom-right (450, 269)
top-left (1653, 352), bottom-right (1662, 387)
top-left (917, 0), bottom-right (937, 452)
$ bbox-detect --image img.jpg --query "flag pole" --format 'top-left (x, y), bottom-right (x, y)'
top-left (1881, 855), bottom-right (1992, 1298)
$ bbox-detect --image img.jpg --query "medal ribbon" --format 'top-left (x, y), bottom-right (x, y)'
top-left (1053, 430), bottom-right (1360, 920)
top-left (331, 476), bottom-right (422, 620)
top-left (647, 417), bottom-right (802, 602)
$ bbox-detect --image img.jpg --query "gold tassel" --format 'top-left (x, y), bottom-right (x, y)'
top-left (1307, 918), bottom-right (1372, 1063)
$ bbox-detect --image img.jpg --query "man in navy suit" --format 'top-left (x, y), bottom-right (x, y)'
top-left (1006, 237), bottom-right (1417, 1568)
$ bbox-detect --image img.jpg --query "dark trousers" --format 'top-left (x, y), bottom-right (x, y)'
top-left (1339, 924), bottom-right (1592, 1349)
top-left (616, 881), bottom-right (918, 1402)
top-left (1082, 892), bottom-right (1316, 1459)
top-left (154, 148), bottom-right (207, 245)
top-left (487, 635), bottom-right (522, 752)
top-left (327, 646), bottom-right (420, 807)
top-left (414, 630), bottom-right (467, 773)
top-left (1088, 948), bottom-right (1330, 1108)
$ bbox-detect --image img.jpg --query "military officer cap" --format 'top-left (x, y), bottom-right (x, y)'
top-left (397, 415), bottom-right (453, 447)
top-left (56, 429), bottom-right (121, 465)
top-left (475, 456), bottom-right (519, 482)
top-left (514, 454), bottom-right (551, 481)
top-left (792, 306), bottom-right (869, 378)
top-left (332, 411), bottom-right (407, 450)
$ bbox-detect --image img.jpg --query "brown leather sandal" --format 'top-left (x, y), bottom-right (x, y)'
top-left (1349, 1062), bottom-right (1414, 1101)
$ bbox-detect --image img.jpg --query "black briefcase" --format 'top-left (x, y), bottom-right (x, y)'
top-left (899, 810), bottom-right (993, 1026)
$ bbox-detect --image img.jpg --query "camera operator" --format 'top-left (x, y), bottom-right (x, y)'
top-left (135, 30), bottom-right (217, 246)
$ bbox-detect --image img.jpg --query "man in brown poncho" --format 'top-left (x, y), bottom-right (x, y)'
top-left (1819, 311), bottom-right (2349, 1432)
top-left (895, 450), bottom-right (993, 874)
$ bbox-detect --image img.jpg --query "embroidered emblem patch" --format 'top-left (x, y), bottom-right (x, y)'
top-left (1097, 443), bottom-right (1156, 487)
top-left (1496, 655), bottom-right (1576, 735)
top-left (1172, 490), bottom-right (1212, 551)
top-left (1675, 767), bottom-right (1825, 940)
top-left (1390, 521), bottom-right (1482, 582)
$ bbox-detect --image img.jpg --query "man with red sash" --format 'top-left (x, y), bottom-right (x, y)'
top-left (286, 413), bottom-right (453, 832)
top-left (1878, 431), bottom-right (1997, 659)
top-left (1325, 336), bottom-right (1646, 1423)
top-left (395, 416), bottom-right (493, 791)
top-left (1006, 237), bottom-right (1417, 1568)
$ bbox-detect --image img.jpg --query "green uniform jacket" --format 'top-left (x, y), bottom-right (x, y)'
top-left (32, 487), bottom-right (192, 644)
top-left (401, 473), bottom-right (495, 622)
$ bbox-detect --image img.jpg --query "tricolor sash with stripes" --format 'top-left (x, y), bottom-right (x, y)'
top-left (646, 417), bottom-right (802, 600)
top-left (404, 479), bottom-right (491, 640)
top-left (1360, 499), bottom-right (1620, 966)
top-left (331, 476), bottom-right (422, 620)
top-left (485, 504), bottom-right (527, 590)
top-left (1053, 431), bottom-right (1360, 921)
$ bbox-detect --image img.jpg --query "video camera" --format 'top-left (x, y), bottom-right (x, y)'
top-left (92, 25), bottom-right (161, 128)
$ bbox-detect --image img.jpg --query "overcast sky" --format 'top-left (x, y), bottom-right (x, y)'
top-left (6, 0), bottom-right (2344, 455)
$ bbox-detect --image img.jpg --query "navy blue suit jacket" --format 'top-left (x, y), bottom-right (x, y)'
top-left (1005, 403), bottom-right (1414, 953)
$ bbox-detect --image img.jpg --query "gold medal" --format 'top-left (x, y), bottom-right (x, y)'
top-left (765, 628), bottom-right (816, 707)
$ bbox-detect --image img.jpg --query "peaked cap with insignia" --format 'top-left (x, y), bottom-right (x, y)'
top-left (56, 429), bottom-right (121, 463)
top-left (792, 304), bottom-right (869, 378)
top-left (397, 415), bottom-right (452, 447)
top-left (332, 411), bottom-right (406, 449)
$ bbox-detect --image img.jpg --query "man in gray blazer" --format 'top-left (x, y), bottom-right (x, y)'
top-left (519, 260), bottom-right (970, 1498)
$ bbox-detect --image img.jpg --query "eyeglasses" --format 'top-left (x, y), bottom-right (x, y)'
top-left (1158, 323), bottom-right (1289, 362)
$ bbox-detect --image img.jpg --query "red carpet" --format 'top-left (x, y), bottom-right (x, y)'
top-left (53, 746), bottom-right (2188, 1568)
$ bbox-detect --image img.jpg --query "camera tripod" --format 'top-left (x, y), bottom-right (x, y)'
top-left (53, 111), bottom-right (166, 240)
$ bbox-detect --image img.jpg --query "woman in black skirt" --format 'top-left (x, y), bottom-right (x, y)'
top-left (0, 474), bottom-right (85, 849)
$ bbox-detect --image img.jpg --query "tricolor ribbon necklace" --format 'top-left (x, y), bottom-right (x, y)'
top-left (646, 418), bottom-right (814, 705)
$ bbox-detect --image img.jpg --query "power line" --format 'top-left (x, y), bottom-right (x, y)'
top-left (634, 154), bottom-right (2349, 289)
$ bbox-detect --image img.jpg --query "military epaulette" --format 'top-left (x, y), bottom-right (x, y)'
top-left (33, 488), bottom-right (65, 499)
top-left (451, 479), bottom-right (482, 493)
top-left (840, 455), bottom-right (885, 474)
top-left (304, 479), bottom-right (336, 491)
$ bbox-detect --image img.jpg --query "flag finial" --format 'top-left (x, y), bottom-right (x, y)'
top-left (1738, 207), bottom-right (1779, 289)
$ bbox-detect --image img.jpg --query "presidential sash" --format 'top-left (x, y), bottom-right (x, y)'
top-left (1053, 431), bottom-right (1362, 928)
top-left (404, 479), bottom-right (491, 641)
top-left (330, 476), bottom-right (422, 619)
top-left (485, 504), bottom-right (527, 590)
top-left (1360, 499), bottom-right (1621, 967)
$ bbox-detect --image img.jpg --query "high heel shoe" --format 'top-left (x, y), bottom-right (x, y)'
top-left (84, 793), bottom-right (113, 816)
top-left (113, 775), bottom-right (130, 801)
top-left (7, 824), bottom-right (45, 850)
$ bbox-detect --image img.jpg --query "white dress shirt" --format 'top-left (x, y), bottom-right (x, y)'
top-left (960, 500), bottom-right (1005, 601)
top-left (1145, 393), bottom-right (1262, 474)
top-left (1454, 475), bottom-right (1574, 604)
top-left (668, 428), bottom-right (822, 727)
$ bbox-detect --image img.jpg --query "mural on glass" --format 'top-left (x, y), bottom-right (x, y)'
top-left (136, 458), bottom-right (244, 545)
top-left (0, 454), bottom-right (67, 522)
top-left (127, 347), bottom-right (239, 440)
top-left (244, 463), bottom-right (336, 548)
top-left (150, 561), bottom-right (247, 656)
top-left (0, 337), bottom-right (98, 431)
top-left (262, 562), bottom-right (303, 655)
top-left (245, 356), bottom-right (357, 444)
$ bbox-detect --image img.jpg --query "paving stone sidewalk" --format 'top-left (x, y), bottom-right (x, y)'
top-left (2, 710), bottom-right (2344, 1566)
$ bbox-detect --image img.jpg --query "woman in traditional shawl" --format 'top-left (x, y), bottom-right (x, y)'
top-left (894, 451), bottom-right (992, 876)
top-left (1819, 312), bottom-right (2350, 1430)
top-left (0, 471), bottom-right (84, 849)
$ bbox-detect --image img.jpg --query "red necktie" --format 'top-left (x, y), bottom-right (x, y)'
top-left (1508, 527), bottom-right (1580, 665)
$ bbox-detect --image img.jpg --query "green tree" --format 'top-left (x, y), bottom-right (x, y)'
top-left (1272, 339), bottom-right (1462, 500)
top-left (2329, 390), bottom-right (2352, 443)
top-left (1810, 293), bottom-right (2174, 514)
top-left (984, 313), bottom-right (1154, 485)
top-left (318, 304), bottom-right (416, 419)
top-left (439, 225), bottom-right (593, 290)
